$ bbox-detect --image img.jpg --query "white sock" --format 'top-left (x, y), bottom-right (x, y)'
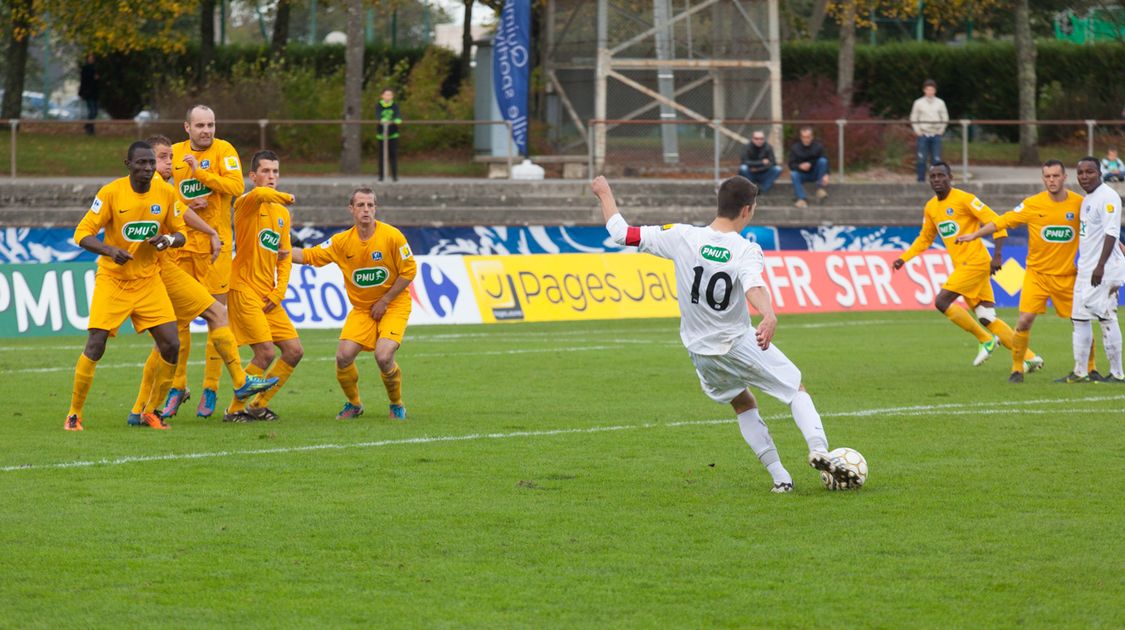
top-left (1073, 320), bottom-right (1093, 376)
top-left (737, 408), bottom-right (791, 485)
top-left (1101, 318), bottom-right (1123, 377)
top-left (790, 391), bottom-right (829, 453)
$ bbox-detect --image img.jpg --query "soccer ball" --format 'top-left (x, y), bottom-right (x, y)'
top-left (820, 447), bottom-right (868, 490)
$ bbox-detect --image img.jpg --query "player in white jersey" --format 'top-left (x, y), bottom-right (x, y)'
top-left (1059, 157), bottom-right (1125, 383)
top-left (593, 175), bottom-right (855, 493)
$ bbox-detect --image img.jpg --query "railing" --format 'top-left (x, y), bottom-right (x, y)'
top-left (0, 118), bottom-right (514, 178)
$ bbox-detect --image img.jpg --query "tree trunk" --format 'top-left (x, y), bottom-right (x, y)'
top-left (2, 0), bottom-right (32, 119)
top-left (271, 0), bottom-right (291, 57)
top-left (200, 0), bottom-right (216, 86)
top-left (460, 0), bottom-right (474, 84)
top-left (1015, 0), bottom-right (1038, 165)
top-left (340, 0), bottom-right (364, 174)
top-left (808, 0), bottom-right (830, 40)
top-left (836, 0), bottom-right (856, 110)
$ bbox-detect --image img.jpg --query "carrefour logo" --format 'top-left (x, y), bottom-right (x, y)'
top-left (700, 245), bottom-right (731, 263)
top-left (352, 266), bottom-right (389, 287)
top-left (938, 220), bottom-right (959, 238)
top-left (179, 179), bottom-right (212, 200)
top-left (258, 229), bottom-right (281, 252)
top-left (1041, 225), bottom-right (1075, 243)
top-left (122, 221), bottom-right (159, 242)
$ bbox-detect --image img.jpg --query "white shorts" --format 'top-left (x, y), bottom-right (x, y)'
top-left (1073, 272), bottom-right (1123, 321)
top-left (688, 332), bottom-right (802, 405)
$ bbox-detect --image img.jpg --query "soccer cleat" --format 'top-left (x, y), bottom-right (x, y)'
top-left (336, 402), bottom-right (364, 420)
top-left (196, 388), bottom-right (218, 417)
top-left (141, 412), bottom-right (170, 430)
top-left (972, 336), bottom-right (999, 366)
top-left (161, 387), bottom-right (190, 417)
top-left (222, 410), bottom-right (254, 423)
top-left (1104, 374), bottom-right (1125, 384)
top-left (1024, 355), bottom-right (1045, 373)
top-left (64, 415), bottom-right (84, 431)
top-left (809, 450), bottom-right (856, 487)
top-left (771, 482), bottom-right (794, 494)
top-left (388, 404), bottom-right (407, 420)
top-left (1008, 371), bottom-right (1024, 384)
top-left (232, 375), bottom-right (280, 401)
top-left (127, 412), bottom-right (145, 426)
top-left (248, 406), bottom-right (280, 421)
top-left (1088, 370), bottom-right (1106, 383)
top-left (1054, 372), bottom-right (1092, 384)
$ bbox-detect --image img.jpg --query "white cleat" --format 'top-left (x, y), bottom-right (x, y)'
top-left (973, 335), bottom-right (999, 366)
top-left (771, 481), bottom-right (794, 493)
top-left (809, 450), bottom-right (853, 487)
top-left (1024, 355), bottom-right (1045, 373)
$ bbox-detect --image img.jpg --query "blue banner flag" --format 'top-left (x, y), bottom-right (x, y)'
top-left (492, 0), bottom-right (531, 156)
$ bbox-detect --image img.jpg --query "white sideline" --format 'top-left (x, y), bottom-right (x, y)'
top-left (3, 394), bottom-right (1123, 474)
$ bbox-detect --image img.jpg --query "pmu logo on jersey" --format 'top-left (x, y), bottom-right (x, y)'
top-left (371, 251), bottom-right (383, 261)
top-left (122, 221), bottom-right (160, 242)
top-left (149, 204), bottom-right (162, 215)
top-left (938, 220), bottom-right (959, 238)
top-left (179, 179), bottom-right (213, 200)
top-left (258, 228), bottom-right (281, 252)
top-left (699, 245), bottom-right (731, 263)
top-left (1041, 225), bottom-right (1075, 242)
top-left (352, 267), bottom-right (389, 287)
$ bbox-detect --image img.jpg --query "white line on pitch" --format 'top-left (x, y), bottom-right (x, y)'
top-left (2, 396), bottom-right (1122, 473)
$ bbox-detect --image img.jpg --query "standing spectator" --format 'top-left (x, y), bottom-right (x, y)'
top-left (78, 53), bottom-right (99, 136)
top-left (1101, 148), bottom-right (1125, 182)
top-left (738, 131), bottom-right (782, 194)
top-left (910, 79), bottom-right (949, 183)
top-left (788, 126), bottom-right (829, 208)
top-left (375, 88), bottom-right (402, 182)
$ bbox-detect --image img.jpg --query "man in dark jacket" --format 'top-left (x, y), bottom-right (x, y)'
top-left (375, 88), bottom-right (402, 182)
top-left (738, 131), bottom-right (782, 194)
top-left (788, 126), bottom-right (829, 208)
top-left (78, 54), bottom-right (98, 136)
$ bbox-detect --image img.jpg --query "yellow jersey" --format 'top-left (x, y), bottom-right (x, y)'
top-left (994, 190), bottom-right (1082, 277)
top-left (902, 188), bottom-right (1007, 268)
top-left (171, 138), bottom-right (244, 255)
top-left (74, 176), bottom-right (185, 282)
top-left (232, 186), bottom-right (295, 305)
top-left (299, 222), bottom-right (417, 311)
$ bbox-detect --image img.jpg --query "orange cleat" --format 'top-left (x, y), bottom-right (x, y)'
top-left (64, 415), bottom-right (84, 431)
top-left (141, 412), bottom-right (170, 430)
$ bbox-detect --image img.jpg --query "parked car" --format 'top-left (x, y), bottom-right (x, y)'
top-left (0, 90), bottom-right (48, 118)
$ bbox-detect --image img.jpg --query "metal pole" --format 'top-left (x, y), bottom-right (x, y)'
top-left (9, 120), bottom-right (18, 178)
top-left (960, 119), bottom-right (970, 181)
top-left (587, 123), bottom-right (595, 177)
top-left (594, 0), bottom-right (608, 173)
top-left (259, 119), bottom-right (269, 150)
top-left (1086, 119), bottom-right (1096, 156)
top-left (506, 121), bottom-right (514, 177)
top-left (713, 120), bottom-right (721, 183)
top-left (836, 119), bottom-right (846, 181)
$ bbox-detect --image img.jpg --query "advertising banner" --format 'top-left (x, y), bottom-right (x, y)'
top-left (491, 0), bottom-right (531, 156)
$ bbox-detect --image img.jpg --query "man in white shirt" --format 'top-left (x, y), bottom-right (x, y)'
top-left (1058, 157), bottom-right (1125, 383)
top-left (592, 174), bottom-right (856, 493)
top-left (910, 79), bottom-right (949, 183)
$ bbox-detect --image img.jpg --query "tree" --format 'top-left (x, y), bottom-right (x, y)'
top-left (340, 0), bottom-right (364, 173)
top-left (2, 0), bottom-right (33, 119)
top-left (272, 0), bottom-right (292, 56)
top-left (200, 0), bottom-right (215, 85)
top-left (1015, 0), bottom-right (1038, 164)
top-left (460, 0), bottom-right (473, 81)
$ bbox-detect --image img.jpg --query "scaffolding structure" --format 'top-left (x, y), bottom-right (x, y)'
top-left (545, 0), bottom-right (782, 174)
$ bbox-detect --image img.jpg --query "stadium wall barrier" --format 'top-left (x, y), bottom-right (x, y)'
top-left (2, 249), bottom-right (1118, 337)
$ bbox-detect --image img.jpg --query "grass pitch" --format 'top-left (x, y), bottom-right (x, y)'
top-left (1, 310), bottom-right (1122, 627)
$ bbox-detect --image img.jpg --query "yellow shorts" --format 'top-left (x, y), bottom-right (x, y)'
top-left (90, 273), bottom-right (176, 335)
top-left (942, 264), bottom-right (995, 307)
top-left (1019, 269), bottom-right (1074, 318)
top-left (228, 288), bottom-right (299, 346)
top-left (340, 303), bottom-right (411, 351)
top-left (161, 261), bottom-right (215, 324)
top-left (176, 248), bottom-right (232, 295)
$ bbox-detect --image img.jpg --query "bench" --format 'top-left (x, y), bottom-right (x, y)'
top-left (472, 155), bottom-right (588, 179)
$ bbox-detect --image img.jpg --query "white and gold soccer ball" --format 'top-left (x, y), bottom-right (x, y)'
top-left (820, 447), bottom-right (868, 490)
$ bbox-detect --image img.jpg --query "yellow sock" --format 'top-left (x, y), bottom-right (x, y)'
top-left (131, 348), bottom-right (161, 414)
top-left (252, 360), bottom-right (295, 408)
top-left (209, 326), bottom-right (247, 389)
top-left (68, 354), bottom-right (98, 417)
top-left (336, 363), bottom-right (362, 406)
top-left (202, 338), bottom-right (224, 391)
top-left (380, 363), bottom-right (403, 405)
top-left (145, 356), bottom-right (177, 414)
top-left (173, 325), bottom-right (191, 389)
top-left (944, 304), bottom-right (993, 343)
top-left (987, 319), bottom-right (1037, 361)
top-left (1011, 330), bottom-right (1031, 373)
top-left (228, 363), bottom-right (264, 414)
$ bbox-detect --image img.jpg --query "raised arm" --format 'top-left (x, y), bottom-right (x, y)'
top-left (593, 176), bottom-right (630, 245)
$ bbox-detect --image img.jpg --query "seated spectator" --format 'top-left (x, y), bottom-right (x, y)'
top-left (1102, 148), bottom-right (1125, 182)
top-left (788, 126), bottom-right (829, 208)
top-left (738, 131), bottom-right (782, 194)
